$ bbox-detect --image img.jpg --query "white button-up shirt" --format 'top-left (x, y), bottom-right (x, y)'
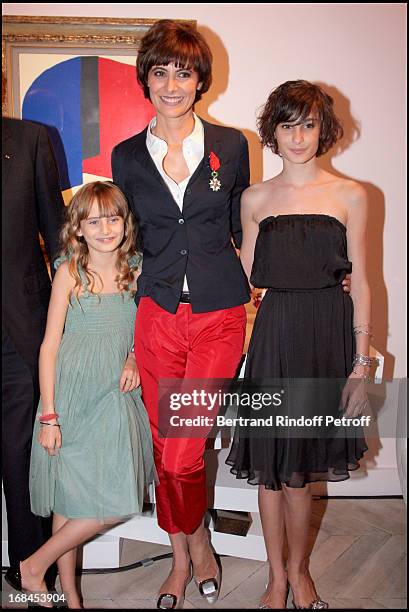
top-left (146, 113), bottom-right (204, 292)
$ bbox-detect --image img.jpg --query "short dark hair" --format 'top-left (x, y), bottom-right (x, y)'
top-left (137, 20), bottom-right (212, 103)
top-left (257, 80), bottom-right (343, 157)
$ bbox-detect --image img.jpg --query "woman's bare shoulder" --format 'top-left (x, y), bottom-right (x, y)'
top-left (330, 175), bottom-right (367, 204)
top-left (242, 176), bottom-right (281, 204)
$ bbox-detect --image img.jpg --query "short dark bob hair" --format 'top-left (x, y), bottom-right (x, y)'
top-left (257, 80), bottom-right (343, 157)
top-left (137, 20), bottom-right (212, 103)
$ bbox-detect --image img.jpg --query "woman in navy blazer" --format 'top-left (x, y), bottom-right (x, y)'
top-left (112, 20), bottom-right (250, 609)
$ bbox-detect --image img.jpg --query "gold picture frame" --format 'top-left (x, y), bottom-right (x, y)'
top-left (2, 15), bottom-right (196, 116)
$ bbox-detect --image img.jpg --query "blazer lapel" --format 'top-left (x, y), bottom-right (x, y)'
top-left (184, 119), bottom-right (229, 199)
top-left (132, 127), bottom-right (166, 187)
top-left (131, 119), bottom-right (230, 212)
top-left (132, 127), bottom-right (185, 216)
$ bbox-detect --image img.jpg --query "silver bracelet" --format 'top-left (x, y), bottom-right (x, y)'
top-left (354, 329), bottom-right (374, 337)
top-left (353, 353), bottom-right (373, 367)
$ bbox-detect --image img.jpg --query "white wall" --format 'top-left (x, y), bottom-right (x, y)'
top-left (4, 2), bottom-right (406, 379)
top-left (3, 4), bottom-right (406, 493)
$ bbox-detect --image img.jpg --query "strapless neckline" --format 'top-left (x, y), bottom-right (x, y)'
top-left (259, 213), bottom-right (346, 233)
top-left (251, 212), bottom-right (351, 290)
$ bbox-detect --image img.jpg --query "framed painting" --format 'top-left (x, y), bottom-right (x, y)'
top-left (2, 15), bottom-right (196, 200)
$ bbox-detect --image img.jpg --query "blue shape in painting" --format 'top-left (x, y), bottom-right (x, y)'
top-left (22, 57), bottom-right (82, 190)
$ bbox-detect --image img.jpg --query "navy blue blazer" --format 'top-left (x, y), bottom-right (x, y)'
top-left (112, 118), bottom-right (250, 313)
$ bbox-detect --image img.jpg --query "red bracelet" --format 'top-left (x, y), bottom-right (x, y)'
top-left (38, 412), bottom-right (59, 421)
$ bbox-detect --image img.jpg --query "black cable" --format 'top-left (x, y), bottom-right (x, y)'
top-left (79, 552), bottom-right (173, 574)
top-left (1, 553), bottom-right (172, 576)
top-left (313, 495), bottom-right (403, 499)
top-left (2, 552), bottom-right (228, 575)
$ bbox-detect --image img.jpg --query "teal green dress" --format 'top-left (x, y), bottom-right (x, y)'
top-left (29, 257), bottom-right (156, 521)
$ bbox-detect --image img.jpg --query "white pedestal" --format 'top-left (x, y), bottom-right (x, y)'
top-left (106, 505), bottom-right (268, 561)
top-left (82, 534), bottom-right (122, 569)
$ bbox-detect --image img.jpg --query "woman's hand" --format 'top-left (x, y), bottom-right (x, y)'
top-left (120, 353), bottom-right (140, 392)
top-left (252, 287), bottom-right (266, 308)
top-left (342, 273), bottom-right (352, 293)
top-left (340, 371), bottom-right (369, 418)
top-left (38, 424), bottom-right (62, 456)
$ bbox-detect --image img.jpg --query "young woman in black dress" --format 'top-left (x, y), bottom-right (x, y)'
top-left (227, 80), bottom-right (371, 609)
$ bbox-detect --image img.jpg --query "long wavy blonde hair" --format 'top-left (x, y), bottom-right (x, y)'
top-left (59, 181), bottom-right (139, 297)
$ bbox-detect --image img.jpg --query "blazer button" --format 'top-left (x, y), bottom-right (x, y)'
top-left (178, 218), bottom-right (185, 224)
top-left (180, 249), bottom-right (188, 255)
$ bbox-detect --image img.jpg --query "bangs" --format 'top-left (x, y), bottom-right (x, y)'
top-left (278, 99), bottom-right (318, 124)
top-left (72, 182), bottom-right (128, 223)
top-left (94, 191), bottom-right (125, 218)
top-left (91, 182), bottom-right (128, 219)
top-left (147, 39), bottom-right (201, 73)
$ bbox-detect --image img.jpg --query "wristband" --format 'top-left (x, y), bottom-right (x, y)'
top-left (38, 412), bottom-right (59, 421)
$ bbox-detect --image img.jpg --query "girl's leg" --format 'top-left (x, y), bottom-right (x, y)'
top-left (20, 518), bottom-right (114, 605)
top-left (258, 486), bottom-right (288, 608)
top-left (157, 532), bottom-right (191, 601)
top-left (282, 483), bottom-right (319, 607)
top-left (52, 514), bottom-right (82, 609)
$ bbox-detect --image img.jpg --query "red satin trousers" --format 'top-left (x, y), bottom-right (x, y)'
top-left (134, 297), bottom-right (246, 534)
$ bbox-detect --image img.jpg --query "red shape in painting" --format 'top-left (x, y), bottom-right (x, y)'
top-left (83, 58), bottom-right (155, 178)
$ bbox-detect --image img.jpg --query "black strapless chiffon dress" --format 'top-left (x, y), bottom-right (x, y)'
top-left (226, 214), bottom-right (368, 489)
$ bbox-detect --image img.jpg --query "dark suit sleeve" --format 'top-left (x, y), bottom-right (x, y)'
top-left (111, 145), bottom-right (143, 251)
top-left (230, 131), bottom-right (250, 249)
top-left (34, 125), bottom-right (65, 272)
top-left (111, 145), bottom-right (124, 192)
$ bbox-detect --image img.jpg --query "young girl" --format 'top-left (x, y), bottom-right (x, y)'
top-left (227, 80), bottom-right (370, 609)
top-left (17, 181), bottom-right (155, 608)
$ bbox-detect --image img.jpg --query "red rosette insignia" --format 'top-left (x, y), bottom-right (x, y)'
top-left (209, 151), bottom-right (221, 191)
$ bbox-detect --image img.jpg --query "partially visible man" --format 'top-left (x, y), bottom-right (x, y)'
top-left (2, 117), bottom-right (65, 590)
